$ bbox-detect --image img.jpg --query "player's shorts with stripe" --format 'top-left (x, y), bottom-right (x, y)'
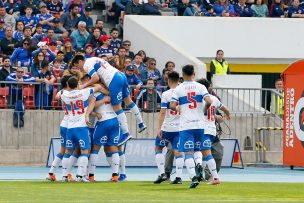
top-left (60, 126), bottom-right (67, 147)
top-left (108, 72), bottom-right (130, 106)
top-left (92, 117), bottom-right (120, 146)
top-left (201, 134), bottom-right (216, 150)
top-left (178, 129), bottom-right (204, 152)
top-left (155, 131), bottom-right (179, 150)
top-left (66, 127), bottom-right (91, 150)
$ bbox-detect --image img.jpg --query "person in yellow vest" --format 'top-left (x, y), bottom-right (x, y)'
top-left (271, 78), bottom-right (284, 117)
top-left (210, 50), bottom-right (231, 79)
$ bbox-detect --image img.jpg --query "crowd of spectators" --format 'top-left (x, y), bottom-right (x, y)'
top-left (0, 0), bottom-right (178, 110)
top-left (111, 0), bottom-right (304, 18)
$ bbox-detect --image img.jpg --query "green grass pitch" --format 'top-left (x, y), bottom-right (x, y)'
top-left (0, 181), bottom-right (304, 203)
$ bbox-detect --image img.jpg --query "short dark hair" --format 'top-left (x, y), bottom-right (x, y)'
top-left (168, 71), bottom-right (180, 83)
top-left (197, 78), bottom-right (210, 90)
top-left (41, 61), bottom-right (49, 69)
top-left (2, 56), bottom-right (10, 62)
top-left (110, 28), bottom-right (118, 33)
top-left (67, 77), bottom-right (78, 89)
top-left (216, 50), bottom-right (224, 54)
top-left (81, 74), bottom-right (91, 82)
top-left (275, 78), bottom-right (283, 83)
top-left (61, 75), bottom-right (71, 88)
top-left (117, 47), bottom-right (126, 52)
top-left (162, 68), bottom-right (169, 75)
top-left (165, 61), bottom-right (175, 68)
top-left (71, 54), bottom-right (85, 66)
top-left (69, 4), bottom-right (79, 11)
top-left (36, 23), bottom-right (42, 28)
top-left (23, 26), bottom-right (31, 32)
top-left (182, 64), bottom-right (194, 76)
top-left (47, 27), bottom-right (54, 32)
top-left (25, 5), bottom-right (33, 10)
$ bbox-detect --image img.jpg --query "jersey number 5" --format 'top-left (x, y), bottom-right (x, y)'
top-left (187, 92), bottom-right (197, 109)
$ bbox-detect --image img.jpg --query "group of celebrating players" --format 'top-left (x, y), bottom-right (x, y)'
top-left (46, 55), bottom-right (230, 188)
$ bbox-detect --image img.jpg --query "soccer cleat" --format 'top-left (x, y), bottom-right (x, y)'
top-left (118, 174), bottom-right (127, 182)
top-left (170, 177), bottom-right (182, 184)
top-left (138, 123), bottom-right (147, 133)
top-left (62, 176), bottom-right (69, 182)
top-left (189, 176), bottom-right (199, 189)
top-left (46, 173), bottom-right (56, 181)
top-left (207, 178), bottom-right (220, 185)
top-left (195, 164), bottom-right (203, 182)
top-left (153, 173), bottom-right (167, 184)
top-left (67, 174), bottom-right (76, 182)
top-left (111, 175), bottom-right (119, 182)
top-left (76, 176), bottom-right (90, 183)
top-left (165, 172), bottom-right (171, 180)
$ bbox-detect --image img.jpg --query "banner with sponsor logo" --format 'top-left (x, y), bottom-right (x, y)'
top-left (283, 60), bottom-right (304, 167)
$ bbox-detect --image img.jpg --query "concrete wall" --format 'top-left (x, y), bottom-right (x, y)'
top-left (124, 16), bottom-right (303, 66)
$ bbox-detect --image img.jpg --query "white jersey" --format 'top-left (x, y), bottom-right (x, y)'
top-left (61, 88), bottom-right (94, 128)
top-left (57, 90), bottom-right (69, 128)
top-left (204, 95), bottom-right (223, 136)
top-left (171, 81), bottom-right (209, 131)
top-left (83, 57), bottom-right (118, 87)
top-left (160, 89), bottom-right (180, 132)
top-left (94, 92), bottom-right (116, 122)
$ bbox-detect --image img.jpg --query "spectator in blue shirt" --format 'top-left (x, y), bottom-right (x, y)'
top-left (234, 0), bottom-right (253, 16)
top-left (6, 66), bottom-right (36, 107)
top-left (270, 0), bottom-right (286, 17)
top-left (36, 3), bottom-right (54, 32)
top-left (213, 0), bottom-right (235, 16)
top-left (70, 21), bottom-right (89, 50)
top-left (0, 19), bottom-right (6, 41)
top-left (13, 21), bottom-right (24, 42)
top-left (142, 0), bottom-right (162, 15)
top-left (19, 5), bottom-right (38, 32)
top-left (10, 38), bottom-right (32, 67)
top-left (288, 0), bottom-right (304, 17)
top-left (110, 28), bottom-right (122, 53)
top-left (125, 65), bottom-right (143, 88)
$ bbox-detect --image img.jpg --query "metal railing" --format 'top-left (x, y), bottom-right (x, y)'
top-left (0, 84), bottom-right (284, 164)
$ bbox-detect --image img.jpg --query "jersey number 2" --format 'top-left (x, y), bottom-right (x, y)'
top-left (187, 92), bottom-right (197, 109)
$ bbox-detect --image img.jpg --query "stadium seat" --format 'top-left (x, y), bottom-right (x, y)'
top-left (0, 87), bottom-right (9, 108)
top-left (23, 85), bottom-right (35, 109)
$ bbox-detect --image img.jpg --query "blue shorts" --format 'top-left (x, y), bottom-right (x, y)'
top-left (93, 118), bottom-right (120, 146)
top-left (178, 129), bottom-right (204, 152)
top-left (202, 134), bottom-right (216, 150)
top-left (155, 131), bottom-right (179, 150)
top-left (89, 127), bottom-right (95, 142)
top-left (60, 126), bottom-right (67, 147)
top-left (109, 72), bottom-right (130, 106)
top-left (66, 127), bottom-right (91, 150)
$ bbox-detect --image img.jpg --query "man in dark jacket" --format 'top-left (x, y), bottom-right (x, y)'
top-left (125, 0), bottom-right (143, 14)
top-left (142, 0), bottom-right (161, 15)
top-left (0, 57), bottom-right (15, 83)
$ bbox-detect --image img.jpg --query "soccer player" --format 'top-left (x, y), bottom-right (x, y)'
top-left (60, 77), bottom-right (102, 182)
top-left (86, 88), bottom-right (121, 182)
top-left (170, 65), bottom-right (212, 188)
top-left (47, 75), bottom-right (71, 181)
top-left (71, 55), bottom-right (146, 142)
top-left (154, 71), bottom-right (184, 185)
top-left (196, 78), bottom-right (230, 185)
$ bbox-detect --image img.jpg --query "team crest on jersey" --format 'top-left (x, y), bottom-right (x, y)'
top-left (100, 136), bottom-right (108, 144)
top-left (184, 141), bottom-right (194, 149)
top-left (79, 140), bottom-right (86, 148)
top-left (66, 140), bottom-right (73, 147)
top-left (117, 92), bottom-right (122, 101)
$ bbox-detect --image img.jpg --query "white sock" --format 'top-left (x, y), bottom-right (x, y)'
top-left (205, 154), bottom-right (219, 179)
top-left (67, 154), bottom-right (78, 175)
top-left (155, 151), bottom-right (165, 175)
top-left (175, 156), bottom-right (184, 178)
top-left (185, 154), bottom-right (196, 179)
top-left (62, 154), bottom-right (71, 177)
top-left (88, 153), bottom-right (98, 175)
top-left (116, 110), bottom-right (129, 134)
top-left (202, 160), bottom-right (207, 170)
top-left (78, 155), bottom-right (89, 177)
top-left (111, 153), bottom-right (120, 174)
top-left (129, 102), bottom-right (144, 124)
top-left (106, 153), bottom-right (113, 167)
top-left (194, 151), bottom-right (202, 166)
top-left (49, 156), bottom-right (62, 174)
top-left (119, 152), bottom-right (126, 175)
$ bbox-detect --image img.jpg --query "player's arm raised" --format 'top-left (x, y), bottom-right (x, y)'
top-left (81, 74), bottom-right (99, 89)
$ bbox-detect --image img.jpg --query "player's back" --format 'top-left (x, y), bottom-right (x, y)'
top-left (84, 57), bottom-right (118, 87)
top-left (61, 88), bottom-right (93, 128)
top-left (161, 89), bottom-right (180, 132)
top-left (94, 92), bottom-right (116, 122)
top-left (203, 94), bottom-right (222, 126)
top-left (172, 81), bottom-right (209, 131)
